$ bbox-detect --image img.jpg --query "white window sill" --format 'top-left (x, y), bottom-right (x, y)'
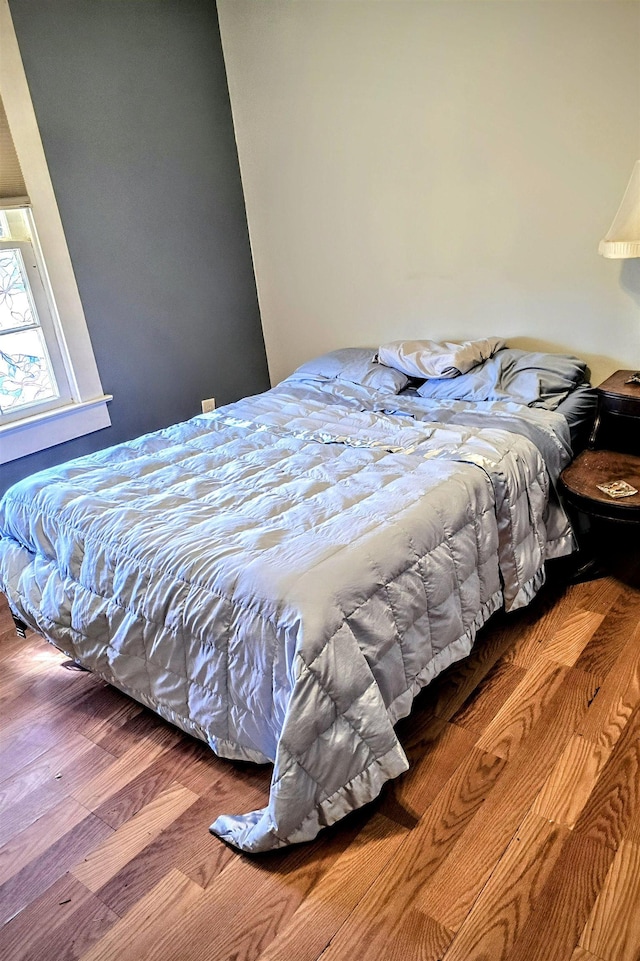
top-left (0, 395), bottom-right (112, 464)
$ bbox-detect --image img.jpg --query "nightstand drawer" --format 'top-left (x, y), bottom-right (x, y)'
top-left (589, 369), bottom-right (640, 453)
top-left (598, 392), bottom-right (640, 418)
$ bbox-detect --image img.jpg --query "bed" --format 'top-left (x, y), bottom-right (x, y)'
top-left (0, 343), bottom-right (594, 853)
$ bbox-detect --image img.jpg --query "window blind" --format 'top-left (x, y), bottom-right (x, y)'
top-left (0, 93), bottom-right (28, 204)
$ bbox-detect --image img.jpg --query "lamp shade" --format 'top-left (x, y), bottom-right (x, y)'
top-left (599, 160), bottom-right (640, 258)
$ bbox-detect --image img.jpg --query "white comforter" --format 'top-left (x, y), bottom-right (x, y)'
top-left (0, 380), bottom-right (573, 851)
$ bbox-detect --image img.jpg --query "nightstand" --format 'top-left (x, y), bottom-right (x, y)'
top-left (559, 370), bottom-right (640, 576)
top-left (589, 369), bottom-right (640, 454)
top-left (560, 449), bottom-right (640, 524)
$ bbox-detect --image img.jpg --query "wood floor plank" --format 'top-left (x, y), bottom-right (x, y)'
top-left (577, 627), bottom-right (640, 749)
top-left (94, 795), bottom-right (237, 916)
top-left (71, 725), bottom-right (181, 811)
top-left (0, 797), bottom-right (96, 886)
top-left (500, 582), bottom-right (572, 667)
top-left (47, 681), bottom-right (145, 751)
top-left (441, 810), bottom-right (569, 961)
top-left (505, 833), bottom-right (616, 961)
top-left (564, 573), bottom-right (624, 618)
top-left (0, 734), bottom-right (115, 846)
top-left (1, 658), bottom-right (99, 734)
top-left (0, 661), bottom-right (60, 719)
top-left (0, 633), bottom-right (64, 682)
top-left (89, 708), bottom-right (179, 759)
top-left (178, 791), bottom-right (268, 891)
top-left (449, 659), bottom-right (527, 736)
top-left (574, 593), bottom-right (640, 683)
top-left (532, 734), bottom-right (611, 828)
top-left (539, 610), bottom-right (605, 667)
top-left (418, 666), bottom-right (599, 931)
top-left (379, 717), bottom-right (477, 822)
top-left (157, 735), bottom-right (267, 797)
top-left (317, 746), bottom-right (507, 961)
top-left (569, 948), bottom-right (605, 961)
top-left (475, 659), bottom-right (568, 760)
top-left (134, 819), bottom-right (372, 961)
top-left (573, 701), bottom-right (640, 851)
top-left (90, 767), bottom-right (267, 916)
top-left (71, 783), bottom-right (198, 892)
top-left (505, 608), bottom-right (604, 671)
top-left (77, 691), bottom-right (144, 746)
top-left (0, 731), bottom-right (113, 810)
top-left (0, 873), bottom-right (118, 961)
top-left (0, 782), bottom-right (80, 852)
top-left (625, 794), bottom-right (640, 848)
top-left (0, 719), bottom-right (73, 785)
top-left (91, 756), bottom-right (189, 830)
top-left (77, 869), bottom-right (205, 961)
top-left (0, 813), bottom-right (114, 926)
top-left (579, 839), bottom-right (640, 961)
top-left (358, 909), bottom-right (453, 961)
top-left (254, 814), bottom-right (407, 961)
top-left (390, 700), bottom-right (444, 753)
top-left (0, 621), bottom-right (33, 661)
top-left (100, 812), bottom-right (364, 961)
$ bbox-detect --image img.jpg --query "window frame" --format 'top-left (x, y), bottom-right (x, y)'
top-left (0, 213), bottom-right (75, 423)
top-left (0, 0), bottom-right (111, 465)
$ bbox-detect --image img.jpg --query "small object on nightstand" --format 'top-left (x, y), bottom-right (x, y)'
top-left (596, 480), bottom-right (638, 498)
top-left (626, 372), bottom-right (640, 385)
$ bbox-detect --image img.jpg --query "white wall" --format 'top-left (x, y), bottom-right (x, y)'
top-left (218, 0), bottom-right (640, 387)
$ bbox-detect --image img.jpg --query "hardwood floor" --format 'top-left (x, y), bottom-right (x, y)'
top-left (2, 540), bottom-right (640, 961)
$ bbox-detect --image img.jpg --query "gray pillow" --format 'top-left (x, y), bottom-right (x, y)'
top-left (417, 348), bottom-right (588, 408)
top-left (286, 348), bottom-right (410, 393)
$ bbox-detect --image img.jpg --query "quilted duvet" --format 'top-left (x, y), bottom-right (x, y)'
top-left (0, 379), bottom-right (574, 852)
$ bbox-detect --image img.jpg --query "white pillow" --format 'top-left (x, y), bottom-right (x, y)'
top-left (378, 337), bottom-right (505, 379)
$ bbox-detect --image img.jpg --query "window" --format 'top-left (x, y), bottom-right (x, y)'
top-left (0, 0), bottom-right (111, 464)
top-left (0, 207), bottom-right (71, 421)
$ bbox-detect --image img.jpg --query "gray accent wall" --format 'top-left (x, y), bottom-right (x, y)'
top-left (2, 0), bottom-right (269, 493)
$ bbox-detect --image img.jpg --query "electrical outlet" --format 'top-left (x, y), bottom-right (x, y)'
top-left (201, 397), bottom-right (216, 414)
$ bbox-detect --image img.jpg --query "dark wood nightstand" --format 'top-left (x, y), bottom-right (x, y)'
top-left (560, 449), bottom-right (640, 524)
top-left (559, 370), bottom-right (640, 577)
top-left (588, 369), bottom-right (640, 453)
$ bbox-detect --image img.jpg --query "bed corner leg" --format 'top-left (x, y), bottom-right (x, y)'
top-left (11, 614), bottom-right (28, 638)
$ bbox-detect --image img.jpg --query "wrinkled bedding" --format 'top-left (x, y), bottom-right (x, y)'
top-left (0, 379), bottom-right (574, 852)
